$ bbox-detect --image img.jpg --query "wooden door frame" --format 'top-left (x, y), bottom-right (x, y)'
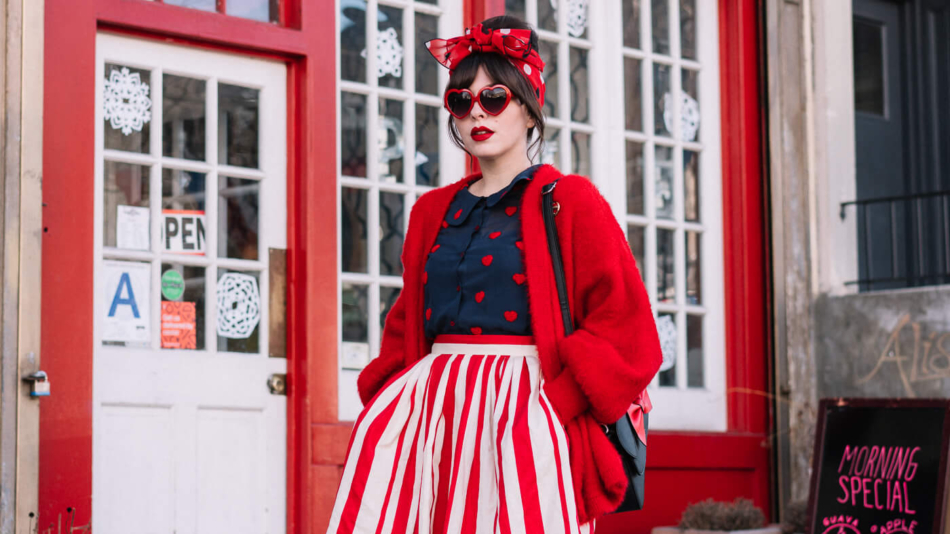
top-left (41, 1), bottom-right (334, 531)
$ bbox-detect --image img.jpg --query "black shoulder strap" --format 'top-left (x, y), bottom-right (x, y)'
top-left (541, 180), bottom-right (574, 336)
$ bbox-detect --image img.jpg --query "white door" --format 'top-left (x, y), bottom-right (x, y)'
top-left (93, 33), bottom-right (287, 533)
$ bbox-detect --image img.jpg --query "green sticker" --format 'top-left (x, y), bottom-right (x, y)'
top-left (161, 269), bottom-right (185, 301)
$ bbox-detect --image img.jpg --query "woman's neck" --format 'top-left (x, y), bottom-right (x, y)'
top-left (469, 149), bottom-right (533, 197)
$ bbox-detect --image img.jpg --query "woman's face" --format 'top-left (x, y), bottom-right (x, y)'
top-left (451, 65), bottom-right (535, 161)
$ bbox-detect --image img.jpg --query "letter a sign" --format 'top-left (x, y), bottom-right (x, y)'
top-left (102, 260), bottom-right (151, 343)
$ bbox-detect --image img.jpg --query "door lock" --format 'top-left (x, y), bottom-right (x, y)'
top-left (23, 370), bottom-right (50, 397)
top-left (267, 373), bottom-right (287, 396)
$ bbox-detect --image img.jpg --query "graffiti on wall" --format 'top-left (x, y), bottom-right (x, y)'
top-left (857, 314), bottom-right (950, 397)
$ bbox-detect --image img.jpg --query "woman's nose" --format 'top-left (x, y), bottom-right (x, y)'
top-left (470, 100), bottom-right (487, 119)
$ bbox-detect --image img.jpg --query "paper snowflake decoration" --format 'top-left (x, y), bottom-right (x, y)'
top-left (566, 0), bottom-right (589, 37)
top-left (662, 91), bottom-right (701, 142)
top-left (216, 273), bottom-right (261, 339)
top-left (656, 315), bottom-right (677, 372)
top-left (103, 67), bottom-right (152, 136)
top-left (361, 27), bottom-right (404, 79)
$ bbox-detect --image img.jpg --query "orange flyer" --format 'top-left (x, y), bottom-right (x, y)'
top-left (161, 301), bottom-right (197, 349)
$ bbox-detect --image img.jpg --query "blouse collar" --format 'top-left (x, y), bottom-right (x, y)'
top-left (446, 164), bottom-right (542, 226)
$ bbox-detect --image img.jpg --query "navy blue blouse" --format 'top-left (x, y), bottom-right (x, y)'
top-left (422, 164), bottom-right (541, 338)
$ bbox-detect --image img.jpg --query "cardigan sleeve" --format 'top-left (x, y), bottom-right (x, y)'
top-left (542, 178), bottom-right (663, 424)
top-left (357, 290), bottom-right (407, 405)
top-left (356, 195), bottom-right (430, 405)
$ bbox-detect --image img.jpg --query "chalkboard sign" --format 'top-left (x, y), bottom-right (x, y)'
top-left (807, 399), bottom-right (950, 534)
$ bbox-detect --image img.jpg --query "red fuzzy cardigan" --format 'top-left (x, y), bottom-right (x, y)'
top-left (356, 164), bottom-right (662, 522)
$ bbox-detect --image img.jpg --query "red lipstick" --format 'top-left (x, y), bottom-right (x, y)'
top-left (471, 126), bottom-right (494, 142)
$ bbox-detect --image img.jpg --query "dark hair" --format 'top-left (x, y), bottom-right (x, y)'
top-left (445, 15), bottom-right (546, 161)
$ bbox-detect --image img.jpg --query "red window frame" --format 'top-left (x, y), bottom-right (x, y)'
top-left (41, 0), bottom-right (334, 530)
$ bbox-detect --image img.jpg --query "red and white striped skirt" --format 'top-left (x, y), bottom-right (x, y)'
top-left (327, 335), bottom-right (595, 534)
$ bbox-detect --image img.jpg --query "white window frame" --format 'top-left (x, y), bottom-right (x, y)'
top-left (527, 0), bottom-right (727, 430)
top-left (335, 0), bottom-right (465, 421)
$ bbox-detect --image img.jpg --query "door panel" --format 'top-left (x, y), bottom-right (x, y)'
top-left (94, 33), bottom-right (287, 534)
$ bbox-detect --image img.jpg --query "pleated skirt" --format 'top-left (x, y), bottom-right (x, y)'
top-left (327, 335), bottom-right (595, 534)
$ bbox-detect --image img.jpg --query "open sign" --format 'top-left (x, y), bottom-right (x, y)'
top-left (162, 210), bottom-right (206, 255)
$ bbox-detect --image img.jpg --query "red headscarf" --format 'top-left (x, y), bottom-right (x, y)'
top-left (425, 23), bottom-right (546, 107)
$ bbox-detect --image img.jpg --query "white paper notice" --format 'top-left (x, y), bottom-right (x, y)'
top-left (102, 260), bottom-right (151, 343)
top-left (116, 205), bottom-right (150, 251)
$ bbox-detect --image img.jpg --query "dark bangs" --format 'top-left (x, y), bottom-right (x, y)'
top-left (445, 52), bottom-right (546, 160)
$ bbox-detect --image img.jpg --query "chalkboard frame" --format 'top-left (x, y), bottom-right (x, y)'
top-left (806, 398), bottom-right (950, 534)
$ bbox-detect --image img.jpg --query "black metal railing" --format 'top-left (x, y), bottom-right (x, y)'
top-left (840, 190), bottom-right (950, 291)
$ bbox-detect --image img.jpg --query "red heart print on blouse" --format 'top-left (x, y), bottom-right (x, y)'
top-left (482, 255), bottom-right (493, 266)
top-left (505, 206), bottom-right (518, 217)
top-left (515, 241), bottom-right (524, 250)
top-left (454, 208), bottom-right (463, 220)
top-left (489, 231), bottom-right (502, 239)
top-left (504, 311), bottom-right (518, 322)
top-left (423, 271), bottom-right (428, 284)
top-left (442, 220), bottom-right (449, 229)
top-left (512, 273), bottom-right (526, 285)
top-left (475, 291), bottom-right (485, 303)
top-left (425, 308), bottom-right (432, 320)
top-left (470, 327), bottom-right (483, 335)
top-left (431, 244), bottom-right (441, 253)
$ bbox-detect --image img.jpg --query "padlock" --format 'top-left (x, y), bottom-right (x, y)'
top-left (23, 370), bottom-right (50, 397)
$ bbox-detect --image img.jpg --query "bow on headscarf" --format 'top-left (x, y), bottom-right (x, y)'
top-left (425, 23), bottom-right (546, 107)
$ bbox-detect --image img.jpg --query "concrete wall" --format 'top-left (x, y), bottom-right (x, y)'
top-left (815, 287), bottom-right (950, 399)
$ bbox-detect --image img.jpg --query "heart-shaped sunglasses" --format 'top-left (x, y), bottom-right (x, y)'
top-left (443, 85), bottom-right (513, 119)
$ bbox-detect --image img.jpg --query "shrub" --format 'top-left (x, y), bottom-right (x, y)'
top-left (781, 501), bottom-right (808, 534)
top-left (678, 498), bottom-right (766, 531)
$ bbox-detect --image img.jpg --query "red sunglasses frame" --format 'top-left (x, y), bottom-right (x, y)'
top-left (443, 84), bottom-right (513, 119)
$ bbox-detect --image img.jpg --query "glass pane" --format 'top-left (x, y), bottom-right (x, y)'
top-left (627, 224), bottom-right (646, 282)
top-left (681, 69), bottom-right (700, 142)
top-left (687, 314), bottom-right (703, 388)
top-left (218, 83), bottom-right (259, 168)
top-left (654, 63), bottom-right (672, 137)
top-left (652, 0), bottom-right (670, 55)
top-left (542, 127), bottom-right (560, 166)
top-left (218, 176), bottom-right (259, 261)
top-left (163, 74), bottom-right (206, 161)
top-left (658, 313), bottom-right (676, 386)
top-left (416, 13), bottom-right (439, 95)
top-left (571, 131), bottom-right (590, 177)
top-left (103, 161), bottom-right (150, 250)
top-left (655, 146), bottom-right (674, 219)
top-left (539, 0), bottom-right (557, 31)
top-left (541, 40), bottom-right (559, 118)
top-left (657, 228), bottom-right (675, 303)
top-left (216, 268), bottom-right (262, 353)
top-left (378, 6), bottom-right (404, 89)
top-left (416, 104), bottom-right (440, 186)
top-left (226, 0), bottom-right (278, 23)
top-left (505, 0), bottom-right (527, 21)
top-left (626, 141), bottom-right (644, 215)
top-left (161, 263), bottom-right (205, 351)
top-left (380, 286), bottom-right (401, 331)
top-left (854, 19), bottom-right (885, 115)
top-left (624, 57), bottom-right (642, 131)
top-left (340, 0), bottom-right (367, 83)
top-left (162, 169), bottom-right (207, 256)
top-left (623, 0), bottom-right (641, 49)
top-left (342, 283), bottom-right (369, 342)
top-left (567, 0), bottom-right (589, 38)
top-left (681, 0), bottom-right (697, 59)
top-left (569, 47), bottom-right (590, 123)
top-left (686, 231), bottom-right (701, 305)
top-left (684, 149), bottom-right (700, 221)
top-left (164, 0), bottom-right (215, 11)
top-left (341, 92), bottom-right (368, 178)
top-left (104, 63), bottom-right (152, 154)
top-left (341, 188), bottom-right (368, 273)
top-left (380, 192), bottom-right (405, 277)
top-left (102, 261), bottom-right (151, 348)
top-left (379, 99), bottom-right (404, 183)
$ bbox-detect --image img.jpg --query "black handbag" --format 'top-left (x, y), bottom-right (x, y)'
top-left (541, 180), bottom-right (648, 512)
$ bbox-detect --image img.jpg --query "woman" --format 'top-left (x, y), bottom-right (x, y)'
top-left (328, 15), bottom-right (662, 534)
